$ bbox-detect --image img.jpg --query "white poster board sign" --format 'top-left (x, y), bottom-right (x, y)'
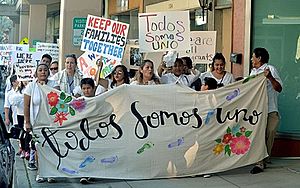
top-left (179, 31), bottom-right (217, 64)
top-left (36, 42), bottom-right (59, 62)
top-left (138, 11), bottom-right (190, 53)
top-left (77, 52), bottom-right (120, 79)
top-left (12, 51), bottom-right (43, 81)
top-left (80, 15), bottom-right (129, 62)
top-left (35, 74), bottom-right (268, 179)
top-left (0, 44), bottom-right (29, 52)
top-left (0, 51), bottom-right (13, 66)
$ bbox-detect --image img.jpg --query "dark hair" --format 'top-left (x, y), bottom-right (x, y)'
top-left (50, 61), bottom-right (58, 66)
top-left (17, 81), bottom-right (26, 94)
top-left (10, 75), bottom-right (17, 85)
top-left (253, 47), bottom-right (269, 63)
top-left (181, 56), bottom-right (193, 69)
top-left (173, 58), bottom-right (184, 66)
top-left (211, 53), bottom-right (226, 71)
top-left (111, 65), bottom-right (129, 87)
top-left (65, 54), bottom-right (77, 64)
top-left (203, 77), bottom-right (218, 90)
top-left (42, 54), bottom-right (52, 62)
top-left (80, 78), bottom-right (95, 89)
top-left (134, 59), bottom-right (160, 84)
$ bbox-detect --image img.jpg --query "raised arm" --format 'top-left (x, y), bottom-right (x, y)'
top-left (95, 57), bottom-right (109, 89)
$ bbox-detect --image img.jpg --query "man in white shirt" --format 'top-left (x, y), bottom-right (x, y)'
top-left (249, 47), bottom-right (283, 174)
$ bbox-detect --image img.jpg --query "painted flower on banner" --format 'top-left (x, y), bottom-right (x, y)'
top-left (70, 98), bottom-right (86, 112)
top-left (47, 92), bottom-right (59, 106)
top-left (213, 124), bottom-right (252, 156)
top-left (54, 112), bottom-right (69, 126)
top-left (47, 91), bottom-right (86, 126)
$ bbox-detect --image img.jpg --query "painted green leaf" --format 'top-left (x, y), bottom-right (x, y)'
top-left (50, 107), bottom-right (58, 115)
top-left (226, 127), bottom-right (231, 133)
top-left (227, 149), bottom-right (231, 156)
top-left (215, 138), bottom-right (221, 143)
top-left (245, 131), bottom-right (253, 137)
top-left (60, 92), bottom-right (66, 100)
top-left (236, 132), bottom-right (242, 137)
top-left (225, 145), bottom-right (230, 155)
top-left (69, 107), bottom-right (75, 116)
top-left (64, 96), bottom-right (72, 103)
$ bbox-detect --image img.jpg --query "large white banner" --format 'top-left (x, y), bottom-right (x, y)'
top-left (179, 31), bottom-right (217, 64)
top-left (139, 11), bottom-right (190, 53)
top-left (35, 74), bottom-right (268, 179)
top-left (80, 15), bottom-right (129, 62)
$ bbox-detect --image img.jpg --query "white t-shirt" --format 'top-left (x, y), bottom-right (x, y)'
top-left (4, 89), bottom-right (18, 125)
top-left (161, 72), bottom-right (200, 86)
top-left (200, 71), bottom-right (235, 86)
top-left (11, 88), bottom-right (26, 115)
top-left (130, 80), bottom-right (157, 85)
top-left (24, 80), bottom-right (58, 124)
top-left (250, 63), bottom-right (283, 113)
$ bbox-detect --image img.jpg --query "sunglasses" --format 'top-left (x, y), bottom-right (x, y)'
top-left (50, 67), bottom-right (58, 70)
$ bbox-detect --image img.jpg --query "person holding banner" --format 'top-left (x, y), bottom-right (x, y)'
top-left (95, 60), bottom-right (129, 94)
top-left (249, 47), bottom-right (283, 174)
top-left (181, 56), bottom-right (202, 91)
top-left (53, 54), bottom-right (83, 96)
top-left (130, 59), bottom-right (160, 85)
top-left (24, 63), bottom-right (59, 183)
top-left (160, 58), bottom-right (201, 86)
top-left (200, 53), bottom-right (234, 88)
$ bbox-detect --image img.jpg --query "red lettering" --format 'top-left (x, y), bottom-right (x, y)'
top-left (94, 18), bottom-right (100, 28)
top-left (88, 16), bottom-right (94, 27)
top-left (78, 57), bottom-right (89, 71)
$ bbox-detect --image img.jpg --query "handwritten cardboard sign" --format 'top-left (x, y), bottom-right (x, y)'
top-left (139, 11), bottom-right (190, 53)
top-left (179, 31), bottom-right (217, 63)
top-left (12, 51), bottom-right (43, 81)
top-left (80, 15), bottom-right (129, 62)
top-left (0, 51), bottom-right (13, 66)
top-left (36, 42), bottom-right (59, 61)
top-left (0, 44), bottom-right (29, 51)
top-left (78, 52), bottom-right (120, 79)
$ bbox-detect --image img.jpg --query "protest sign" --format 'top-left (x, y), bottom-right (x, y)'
top-left (77, 52), bottom-right (120, 79)
top-left (80, 15), bottom-right (129, 62)
top-left (179, 31), bottom-right (217, 64)
top-left (36, 42), bottom-right (59, 61)
top-left (0, 51), bottom-right (13, 66)
top-left (0, 44), bottom-right (29, 51)
top-left (139, 11), bottom-right (190, 53)
top-left (35, 74), bottom-right (268, 179)
top-left (12, 51), bottom-right (43, 81)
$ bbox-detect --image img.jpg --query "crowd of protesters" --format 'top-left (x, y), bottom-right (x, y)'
top-left (3, 47), bottom-right (282, 183)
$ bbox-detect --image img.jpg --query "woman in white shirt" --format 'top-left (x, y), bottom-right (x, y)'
top-left (95, 60), bottom-right (130, 95)
top-left (131, 59), bottom-right (160, 85)
top-left (200, 53), bottom-right (235, 87)
top-left (160, 58), bottom-right (200, 86)
top-left (24, 63), bottom-right (59, 183)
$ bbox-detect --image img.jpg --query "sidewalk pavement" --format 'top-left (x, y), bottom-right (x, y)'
top-left (12, 139), bottom-right (300, 188)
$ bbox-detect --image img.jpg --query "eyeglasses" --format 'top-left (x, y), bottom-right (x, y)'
top-left (50, 67), bottom-right (58, 70)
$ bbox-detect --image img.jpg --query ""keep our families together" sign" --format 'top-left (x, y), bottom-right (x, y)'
top-left (80, 15), bottom-right (129, 62)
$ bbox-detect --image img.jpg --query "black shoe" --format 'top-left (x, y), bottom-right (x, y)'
top-left (250, 166), bottom-right (263, 174)
top-left (80, 177), bottom-right (90, 184)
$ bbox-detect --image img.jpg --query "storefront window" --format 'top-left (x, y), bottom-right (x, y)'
top-left (252, 0), bottom-right (300, 137)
